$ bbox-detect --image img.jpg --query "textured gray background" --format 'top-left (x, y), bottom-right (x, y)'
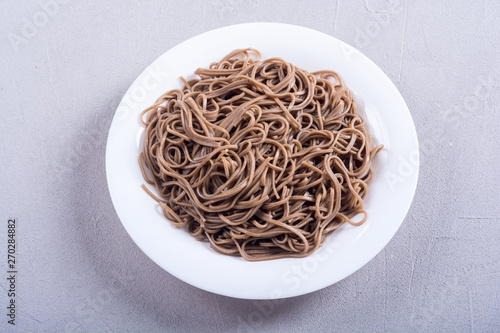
top-left (1, 0), bottom-right (499, 332)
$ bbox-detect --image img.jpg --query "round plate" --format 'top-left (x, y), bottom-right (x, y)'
top-left (106, 23), bottom-right (419, 299)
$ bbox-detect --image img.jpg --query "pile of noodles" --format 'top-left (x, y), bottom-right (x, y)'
top-left (139, 48), bottom-right (382, 261)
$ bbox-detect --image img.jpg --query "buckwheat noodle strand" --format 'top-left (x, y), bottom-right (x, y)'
top-left (139, 49), bottom-right (383, 261)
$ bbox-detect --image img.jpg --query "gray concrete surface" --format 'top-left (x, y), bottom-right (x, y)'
top-left (1, 0), bottom-right (499, 332)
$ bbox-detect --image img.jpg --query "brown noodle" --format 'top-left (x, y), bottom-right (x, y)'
top-left (139, 49), bottom-right (383, 261)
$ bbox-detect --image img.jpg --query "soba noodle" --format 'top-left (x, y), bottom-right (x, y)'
top-left (139, 48), bottom-right (382, 261)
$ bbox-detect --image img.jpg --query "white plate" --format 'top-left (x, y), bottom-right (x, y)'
top-left (106, 23), bottom-right (419, 299)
